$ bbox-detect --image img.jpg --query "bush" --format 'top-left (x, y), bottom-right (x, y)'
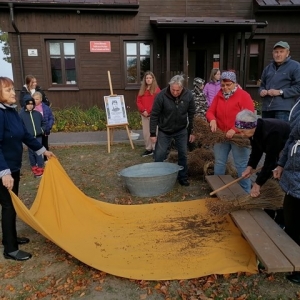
top-left (51, 106), bottom-right (142, 132)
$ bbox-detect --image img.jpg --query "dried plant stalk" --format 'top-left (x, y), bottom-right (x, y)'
top-left (193, 117), bottom-right (250, 148)
top-left (206, 180), bottom-right (284, 216)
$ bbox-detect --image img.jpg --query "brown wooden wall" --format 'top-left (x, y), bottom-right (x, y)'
top-left (1, 0), bottom-right (300, 110)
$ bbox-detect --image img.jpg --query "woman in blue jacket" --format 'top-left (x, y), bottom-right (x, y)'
top-left (0, 77), bottom-right (55, 261)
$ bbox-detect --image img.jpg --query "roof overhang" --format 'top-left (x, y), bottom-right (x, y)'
top-left (0, 0), bottom-right (139, 13)
top-left (150, 17), bottom-right (268, 31)
top-left (254, 0), bottom-right (300, 12)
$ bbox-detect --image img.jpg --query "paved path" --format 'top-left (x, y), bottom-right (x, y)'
top-left (49, 129), bottom-right (144, 146)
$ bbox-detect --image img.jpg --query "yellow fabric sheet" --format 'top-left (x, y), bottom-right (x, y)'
top-left (11, 158), bottom-right (257, 280)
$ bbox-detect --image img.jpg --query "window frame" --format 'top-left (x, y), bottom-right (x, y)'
top-left (46, 39), bottom-right (79, 90)
top-left (237, 39), bottom-right (265, 86)
top-left (123, 40), bottom-right (153, 89)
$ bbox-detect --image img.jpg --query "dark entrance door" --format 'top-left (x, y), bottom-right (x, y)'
top-left (188, 49), bottom-right (206, 90)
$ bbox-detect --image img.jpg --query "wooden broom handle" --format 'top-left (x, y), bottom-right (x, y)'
top-left (209, 166), bottom-right (263, 196)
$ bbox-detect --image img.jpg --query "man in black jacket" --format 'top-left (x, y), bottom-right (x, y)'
top-left (150, 75), bottom-right (196, 186)
top-left (235, 109), bottom-right (290, 224)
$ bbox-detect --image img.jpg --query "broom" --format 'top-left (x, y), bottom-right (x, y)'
top-left (193, 117), bottom-right (251, 148)
top-left (209, 166), bottom-right (262, 196)
top-left (206, 179), bottom-right (284, 216)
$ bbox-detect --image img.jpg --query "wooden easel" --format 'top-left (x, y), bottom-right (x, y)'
top-left (106, 71), bottom-right (134, 153)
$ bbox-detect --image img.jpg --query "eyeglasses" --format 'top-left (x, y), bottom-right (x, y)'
top-left (221, 82), bottom-right (234, 88)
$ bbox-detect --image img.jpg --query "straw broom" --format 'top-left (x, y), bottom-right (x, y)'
top-left (193, 117), bottom-right (250, 148)
top-left (206, 179), bottom-right (284, 216)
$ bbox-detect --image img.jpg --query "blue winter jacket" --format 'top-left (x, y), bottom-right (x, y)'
top-left (0, 103), bottom-right (45, 176)
top-left (19, 109), bottom-right (46, 138)
top-left (40, 103), bottom-right (54, 135)
top-left (278, 98), bottom-right (300, 198)
top-left (259, 57), bottom-right (300, 112)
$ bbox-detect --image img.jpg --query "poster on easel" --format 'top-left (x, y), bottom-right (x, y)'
top-left (104, 95), bottom-right (128, 125)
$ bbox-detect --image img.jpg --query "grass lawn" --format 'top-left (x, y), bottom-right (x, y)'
top-left (0, 144), bottom-right (299, 300)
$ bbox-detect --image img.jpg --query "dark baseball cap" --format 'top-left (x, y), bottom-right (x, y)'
top-left (273, 41), bottom-right (290, 50)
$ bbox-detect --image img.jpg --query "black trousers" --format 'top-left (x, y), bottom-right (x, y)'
top-left (0, 171), bottom-right (20, 253)
top-left (283, 193), bottom-right (300, 246)
top-left (264, 208), bottom-right (284, 226)
top-left (42, 135), bottom-right (49, 161)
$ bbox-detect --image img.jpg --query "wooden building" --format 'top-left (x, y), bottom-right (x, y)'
top-left (0, 0), bottom-right (299, 110)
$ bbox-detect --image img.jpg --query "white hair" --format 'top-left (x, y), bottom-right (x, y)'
top-left (236, 109), bottom-right (257, 122)
top-left (169, 75), bottom-right (185, 87)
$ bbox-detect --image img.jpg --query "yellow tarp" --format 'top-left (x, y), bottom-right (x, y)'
top-left (11, 158), bottom-right (257, 280)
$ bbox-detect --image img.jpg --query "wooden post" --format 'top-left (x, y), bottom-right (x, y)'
top-left (106, 124), bottom-right (134, 153)
top-left (107, 71), bottom-right (117, 96)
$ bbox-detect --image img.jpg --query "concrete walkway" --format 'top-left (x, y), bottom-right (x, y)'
top-left (49, 129), bottom-right (144, 146)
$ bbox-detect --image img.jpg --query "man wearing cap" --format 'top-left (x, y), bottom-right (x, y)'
top-left (259, 41), bottom-right (300, 121)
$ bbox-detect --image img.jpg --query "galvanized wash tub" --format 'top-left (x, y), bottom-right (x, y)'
top-left (119, 162), bottom-right (183, 197)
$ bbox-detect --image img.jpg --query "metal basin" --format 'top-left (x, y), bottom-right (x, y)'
top-left (119, 162), bottom-right (183, 197)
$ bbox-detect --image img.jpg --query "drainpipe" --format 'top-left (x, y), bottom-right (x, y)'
top-left (9, 3), bottom-right (24, 82)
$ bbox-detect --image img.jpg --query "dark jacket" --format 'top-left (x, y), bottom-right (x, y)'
top-left (150, 86), bottom-right (195, 136)
top-left (288, 97), bottom-right (300, 128)
top-left (19, 85), bottom-right (50, 108)
top-left (0, 103), bottom-right (45, 175)
top-left (278, 98), bottom-right (300, 197)
top-left (278, 117), bottom-right (300, 198)
top-left (259, 57), bottom-right (300, 112)
top-left (19, 109), bottom-right (46, 138)
top-left (247, 118), bottom-right (290, 186)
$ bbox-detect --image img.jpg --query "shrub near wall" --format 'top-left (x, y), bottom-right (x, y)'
top-left (52, 106), bottom-right (141, 132)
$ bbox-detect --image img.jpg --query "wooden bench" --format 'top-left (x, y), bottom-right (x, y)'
top-left (206, 174), bottom-right (300, 273)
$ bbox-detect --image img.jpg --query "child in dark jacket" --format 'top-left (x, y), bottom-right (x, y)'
top-left (19, 95), bottom-right (46, 177)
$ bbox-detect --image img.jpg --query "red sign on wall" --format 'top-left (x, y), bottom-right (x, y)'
top-left (90, 41), bottom-right (111, 52)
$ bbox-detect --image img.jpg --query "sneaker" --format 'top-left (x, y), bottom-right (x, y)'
top-left (36, 167), bottom-right (44, 175)
top-left (33, 167), bottom-right (43, 177)
top-left (141, 150), bottom-right (153, 157)
top-left (31, 166), bottom-right (38, 173)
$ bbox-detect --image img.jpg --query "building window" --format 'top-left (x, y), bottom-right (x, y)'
top-left (47, 40), bottom-right (77, 85)
top-left (124, 41), bottom-right (152, 85)
top-left (237, 40), bottom-right (265, 85)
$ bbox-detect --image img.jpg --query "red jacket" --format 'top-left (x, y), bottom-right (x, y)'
top-left (206, 88), bottom-right (254, 132)
top-left (136, 87), bottom-right (160, 114)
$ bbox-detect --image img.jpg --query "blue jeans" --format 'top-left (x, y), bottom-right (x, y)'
top-left (262, 110), bottom-right (289, 122)
top-left (154, 128), bottom-right (188, 181)
top-left (213, 141), bottom-right (251, 193)
top-left (28, 136), bottom-right (44, 168)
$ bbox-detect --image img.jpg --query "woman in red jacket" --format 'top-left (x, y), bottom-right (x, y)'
top-left (206, 71), bottom-right (255, 193)
top-left (137, 71), bottom-right (160, 157)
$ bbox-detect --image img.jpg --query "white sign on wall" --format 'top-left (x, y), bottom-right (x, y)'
top-left (28, 49), bottom-right (38, 56)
